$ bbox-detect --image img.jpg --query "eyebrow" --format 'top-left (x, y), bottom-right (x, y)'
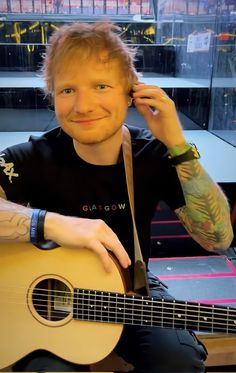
top-left (55, 78), bottom-right (116, 90)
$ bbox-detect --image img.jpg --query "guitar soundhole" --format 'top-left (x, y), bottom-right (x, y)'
top-left (32, 278), bottom-right (72, 321)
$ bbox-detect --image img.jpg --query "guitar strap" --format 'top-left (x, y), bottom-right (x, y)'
top-left (122, 125), bottom-right (150, 296)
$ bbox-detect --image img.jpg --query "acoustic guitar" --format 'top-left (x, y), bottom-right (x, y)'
top-left (0, 243), bottom-right (236, 369)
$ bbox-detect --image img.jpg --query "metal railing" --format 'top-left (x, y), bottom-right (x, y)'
top-left (1, 0), bottom-right (153, 16)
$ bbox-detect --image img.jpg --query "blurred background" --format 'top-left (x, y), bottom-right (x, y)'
top-left (0, 0), bottom-right (236, 258)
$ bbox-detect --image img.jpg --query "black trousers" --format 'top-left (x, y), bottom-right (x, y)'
top-left (13, 273), bottom-right (207, 373)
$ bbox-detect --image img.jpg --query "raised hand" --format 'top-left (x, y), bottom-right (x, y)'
top-left (132, 83), bottom-right (186, 148)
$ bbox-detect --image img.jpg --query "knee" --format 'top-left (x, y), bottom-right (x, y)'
top-left (140, 330), bottom-right (207, 373)
top-left (159, 330), bottom-right (207, 372)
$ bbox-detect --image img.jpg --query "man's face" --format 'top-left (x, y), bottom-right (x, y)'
top-left (53, 55), bottom-right (130, 145)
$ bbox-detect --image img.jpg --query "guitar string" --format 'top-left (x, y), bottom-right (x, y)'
top-left (1, 286), bottom-right (236, 316)
top-left (14, 311), bottom-right (236, 332)
top-left (1, 294), bottom-right (236, 319)
top-left (1, 289), bottom-right (236, 329)
top-left (31, 301), bottom-right (236, 324)
top-left (0, 305), bottom-right (235, 329)
top-left (2, 296), bottom-right (234, 331)
top-left (2, 284), bottom-right (236, 311)
top-left (1, 302), bottom-right (235, 332)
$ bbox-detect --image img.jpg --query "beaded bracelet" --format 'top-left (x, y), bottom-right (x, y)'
top-left (30, 208), bottom-right (58, 250)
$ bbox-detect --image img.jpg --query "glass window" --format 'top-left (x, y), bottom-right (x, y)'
top-left (0, 0), bottom-right (235, 148)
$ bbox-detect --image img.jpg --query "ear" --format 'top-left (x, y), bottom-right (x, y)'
top-left (128, 98), bottom-right (133, 107)
top-left (127, 89), bottom-right (134, 107)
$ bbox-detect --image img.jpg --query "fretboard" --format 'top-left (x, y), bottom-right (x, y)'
top-left (73, 288), bottom-right (236, 334)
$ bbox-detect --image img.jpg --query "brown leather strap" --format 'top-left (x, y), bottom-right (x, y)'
top-left (122, 125), bottom-right (150, 295)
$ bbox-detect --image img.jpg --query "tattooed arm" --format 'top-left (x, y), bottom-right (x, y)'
top-left (133, 83), bottom-right (233, 251)
top-left (173, 159), bottom-right (233, 251)
top-left (0, 187), bottom-right (131, 270)
top-left (0, 186), bottom-right (33, 242)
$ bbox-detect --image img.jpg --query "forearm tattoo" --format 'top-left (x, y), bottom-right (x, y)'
top-left (0, 186), bottom-right (32, 241)
top-left (175, 160), bottom-right (233, 250)
top-left (0, 212), bottom-right (31, 241)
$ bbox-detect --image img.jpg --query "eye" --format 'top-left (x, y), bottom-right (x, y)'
top-left (61, 88), bottom-right (74, 94)
top-left (96, 84), bottom-right (109, 90)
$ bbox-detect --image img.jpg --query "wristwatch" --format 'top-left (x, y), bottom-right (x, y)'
top-left (169, 144), bottom-right (200, 166)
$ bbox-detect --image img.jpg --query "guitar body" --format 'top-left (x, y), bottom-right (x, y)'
top-left (0, 243), bottom-right (126, 369)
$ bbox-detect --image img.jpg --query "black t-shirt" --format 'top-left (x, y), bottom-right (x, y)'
top-left (0, 125), bottom-right (185, 265)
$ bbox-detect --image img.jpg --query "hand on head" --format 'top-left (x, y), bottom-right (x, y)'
top-left (132, 82), bottom-right (186, 147)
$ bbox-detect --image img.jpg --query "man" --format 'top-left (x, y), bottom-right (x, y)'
top-left (0, 21), bottom-right (233, 372)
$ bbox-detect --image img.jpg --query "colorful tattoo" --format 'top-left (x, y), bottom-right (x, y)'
top-left (168, 141), bottom-right (191, 157)
top-left (175, 160), bottom-right (233, 250)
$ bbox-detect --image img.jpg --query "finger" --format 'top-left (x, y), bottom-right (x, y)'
top-left (133, 83), bottom-right (165, 92)
top-left (135, 103), bottom-right (155, 121)
top-left (133, 84), bottom-right (170, 101)
top-left (134, 91), bottom-right (172, 113)
top-left (107, 241), bottom-right (131, 268)
top-left (133, 84), bottom-right (161, 95)
top-left (134, 81), bottom-right (145, 86)
top-left (89, 240), bottom-right (113, 272)
top-left (134, 97), bottom-right (167, 113)
top-left (102, 227), bottom-right (131, 268)
top-left (133, 87), bottom-right (169, 101)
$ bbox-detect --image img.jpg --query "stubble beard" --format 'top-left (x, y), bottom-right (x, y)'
top-left (71, 123), bottom-right (123, 146)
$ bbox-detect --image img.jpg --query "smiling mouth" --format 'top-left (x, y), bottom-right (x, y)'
top-left (72, 118), bottom-right (103, 124)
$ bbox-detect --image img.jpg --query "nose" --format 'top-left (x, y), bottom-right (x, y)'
top-left (73, 91), bottom-right (94, 114)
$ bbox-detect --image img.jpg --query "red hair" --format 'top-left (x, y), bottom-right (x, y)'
top-left (41, 21), bottom-right (139, 96)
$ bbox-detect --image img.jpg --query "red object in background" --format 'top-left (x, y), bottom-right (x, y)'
top-left (219, 32), bottom-right (230, 41)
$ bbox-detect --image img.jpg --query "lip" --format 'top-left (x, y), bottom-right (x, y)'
top-left (71, 118), bottom-right (103, 124)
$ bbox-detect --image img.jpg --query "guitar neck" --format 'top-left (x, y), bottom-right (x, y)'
top-left (73, 288), bottom-right (236, 334)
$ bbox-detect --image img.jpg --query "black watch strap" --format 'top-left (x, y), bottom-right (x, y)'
top-left (170, 144), bottom-right (200, 166)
